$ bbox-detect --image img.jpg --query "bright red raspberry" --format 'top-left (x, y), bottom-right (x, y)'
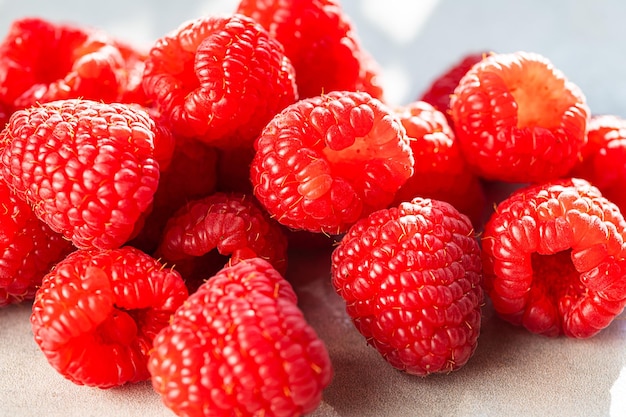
top-left (142, 14), bottom-right (297, 148)
top-left (450, 51), bottom-right (590, 183)
top-left (250, 90), bottom-right (414, 235)
top-left (236, 0), bottom-right (384, 100)
top-left (149, 257), bottom-right (333, 417)
top-left (0, 17), bottom-right (147, 112)
top-left (30, 246), bottom-right (189, 388)
top-left (568, 114), bottom-right (626, 214)
top-left (0, 180), bottom-right (75, 307)
top-left (0, 99), bottom-right (162, 249)
top-left (156, 192), bottom-right (288, 293)
top-left (482, 178), bottom-right (626, 338)
top-left (391, 100), bottom-right (486, 226)
top-left (331, 198), bottom-right (483, 376)
top-left (419, 51), bottom-right (487, 126)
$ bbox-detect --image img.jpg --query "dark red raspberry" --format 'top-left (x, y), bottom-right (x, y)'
top-left (450, 51), bottom-right (590, 183)
top-left (236, 0), bottom-right (384, 100)
top-left (482, 178), bottom-right (626, 338)
top-left (149, 257), bottom-right (333, 417)
top-left (331, 198), bottom-right (483, 376)
top-left (142, 13), bottom-right (297, 148)
top-left (0, 180), bottom-right (75, 307)
top-left (30, 246), bottom-right (189, 388)
top-left (0, 99), bottom-right (162, 249)
top-left (250, 90), bottom-right (414, 235)
top-left (155, 192), bottom-right (288, 293)
top-left (391, 100), bottom-right (486, 226)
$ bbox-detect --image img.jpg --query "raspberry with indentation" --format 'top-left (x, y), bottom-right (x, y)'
top-left (149, 257), bottom-right (333, 417)
top-left (450, 51), bottom-right (590, 183)
top-left (142, 13), bottom-right (297, 148)
top-left (30, 246), bottom-right (188, 388)
top-left (250, 90), bottom-right (414, 235)
top-left (331, 197), bottom-right (483, 376)
top-left (0, 99), bottom-right (162, 249)
top-left (482, 178), bottom-right (626, 338)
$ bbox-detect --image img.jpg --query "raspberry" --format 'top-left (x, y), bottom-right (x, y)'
top-left (481, 178), bottom-right (626, 338)
top-left (450, 51), bottom-right (590, 183)
top-left (0, 17), bottom-right (147, 112)
top-left (331, 198), bottom-right (483, 376)
top-left (155, 192), bottom-right (288, 293)
top-left (142, 13), bottom-right (297, 148)
top-left (30, 246), bottom-right (189, 388)
top-left (0, 99), bottom-right (162, 249)
top-left (250, 90), bottom-right (414, 234)
top-left (237, 0), bottom-right (384, 100)
top-left (149, 257), bottom-right (333, 417)
top-left (568, 114), bottom-right (626, 214)
top-left (0, 180), bottom-right (75, 307)
top-left (391, 100), bottom-right (486, 226)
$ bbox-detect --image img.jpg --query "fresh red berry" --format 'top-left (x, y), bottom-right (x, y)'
top-left (481, 178), bottom-right (626, 338)
top-left (30, 246), bottom-right (189, 388)
top-left (156, 192), bottom-right (288, 293)
top-left (331, 198), bottom-right (483, 376)
top-left (450, 51), bottom-right (590, 183)
top-left (149, 257), bottom-right (333, 417)
top-left (0, 99), bottom-right (162, 249)
top-left (250, 90), bottom-right (414, 235)
top-left (0, 180), bottom-right (74, 307)
top-left (142, 13), bottom-right (298, 148)
top-left (568, 114), bottom-right (626, 214)
top-left (391, 100), bottom-right (486, 226)
top-left (237, 0), bottom-right (384, 100)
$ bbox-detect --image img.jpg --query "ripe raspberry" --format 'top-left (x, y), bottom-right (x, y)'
top-left (156, 192), bottom-right (288, 293)
top-left (450, 51), bottom-right (590, 183)
top-left (331, 198), bottom-right (483, 376)
top-left (251, 90), bottom-right (414, 235)
top-left (236, 0), bottom-right (384, 100)
top-left (30, 246), bottom-right (189, 388)
top-left (568, 114), bottom-right (626, 214)
top-left (0, 180), bottom-right (75, 307)
top-left (149, 257), bottom-right (333, 417)
top-left (0, 17), bottom-right (147, 112)
top-left (482, 178), bottom-right (626, 338)
top-left (142, 13), bottom-right (297, 148)
top-left (391, 100), bottom-right (486, 226)
top-left (0, 99), bottom-right (162, 249)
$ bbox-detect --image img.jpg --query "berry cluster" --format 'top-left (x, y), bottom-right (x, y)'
top-left (1, 1), bottom-right (626, 416)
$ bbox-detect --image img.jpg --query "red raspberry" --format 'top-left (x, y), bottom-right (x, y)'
top-left (30, 246), bottom-right (189, 388)
top-left (331, 198), bottom-right (483, 376)
top-left (250, 90), bottom-right (414, 235)
top-left (568, 114), bottom-right (626, 214)
top-left (0, 99), bottom-right (162, 250)
top-left (0, 180), bottom-right (74, 307)
top-left (450, 51), bottom-right (590, 183)
top-left (391, 100), bottom-right (486, 226)
top-left (236, 0), bottom-right (384, 100)
top-left (0, 17), bottom-right (147, 112)
top-left (142, 14), bottom-right (297, 148)
top-left (149, 257), bottom-right (333, 417)
top-left (156, 192), bottom-right (288, 293)
top-left (482, 178), bottom-right (626, 338)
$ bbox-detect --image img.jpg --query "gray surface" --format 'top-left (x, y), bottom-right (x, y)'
top-left (0, 1), bottom-right (625, 416)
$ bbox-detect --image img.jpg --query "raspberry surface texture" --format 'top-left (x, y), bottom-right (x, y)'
top-left (142, 13), bottom-right (297, 148)
top-left (149, 257), bottom-right (333, 417)
top-left (30, 246), bottom-right (189, 388)
top-left (331, 198), bottom-right (483, 375)
top-left (250, 90), bottom-right (414, 234)
top-left (450, 51), bottom-right (589, 183)
top-left (482, 178), bottom-right (626, 338)
top-left (0, 99), bottom-right (161, 249)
